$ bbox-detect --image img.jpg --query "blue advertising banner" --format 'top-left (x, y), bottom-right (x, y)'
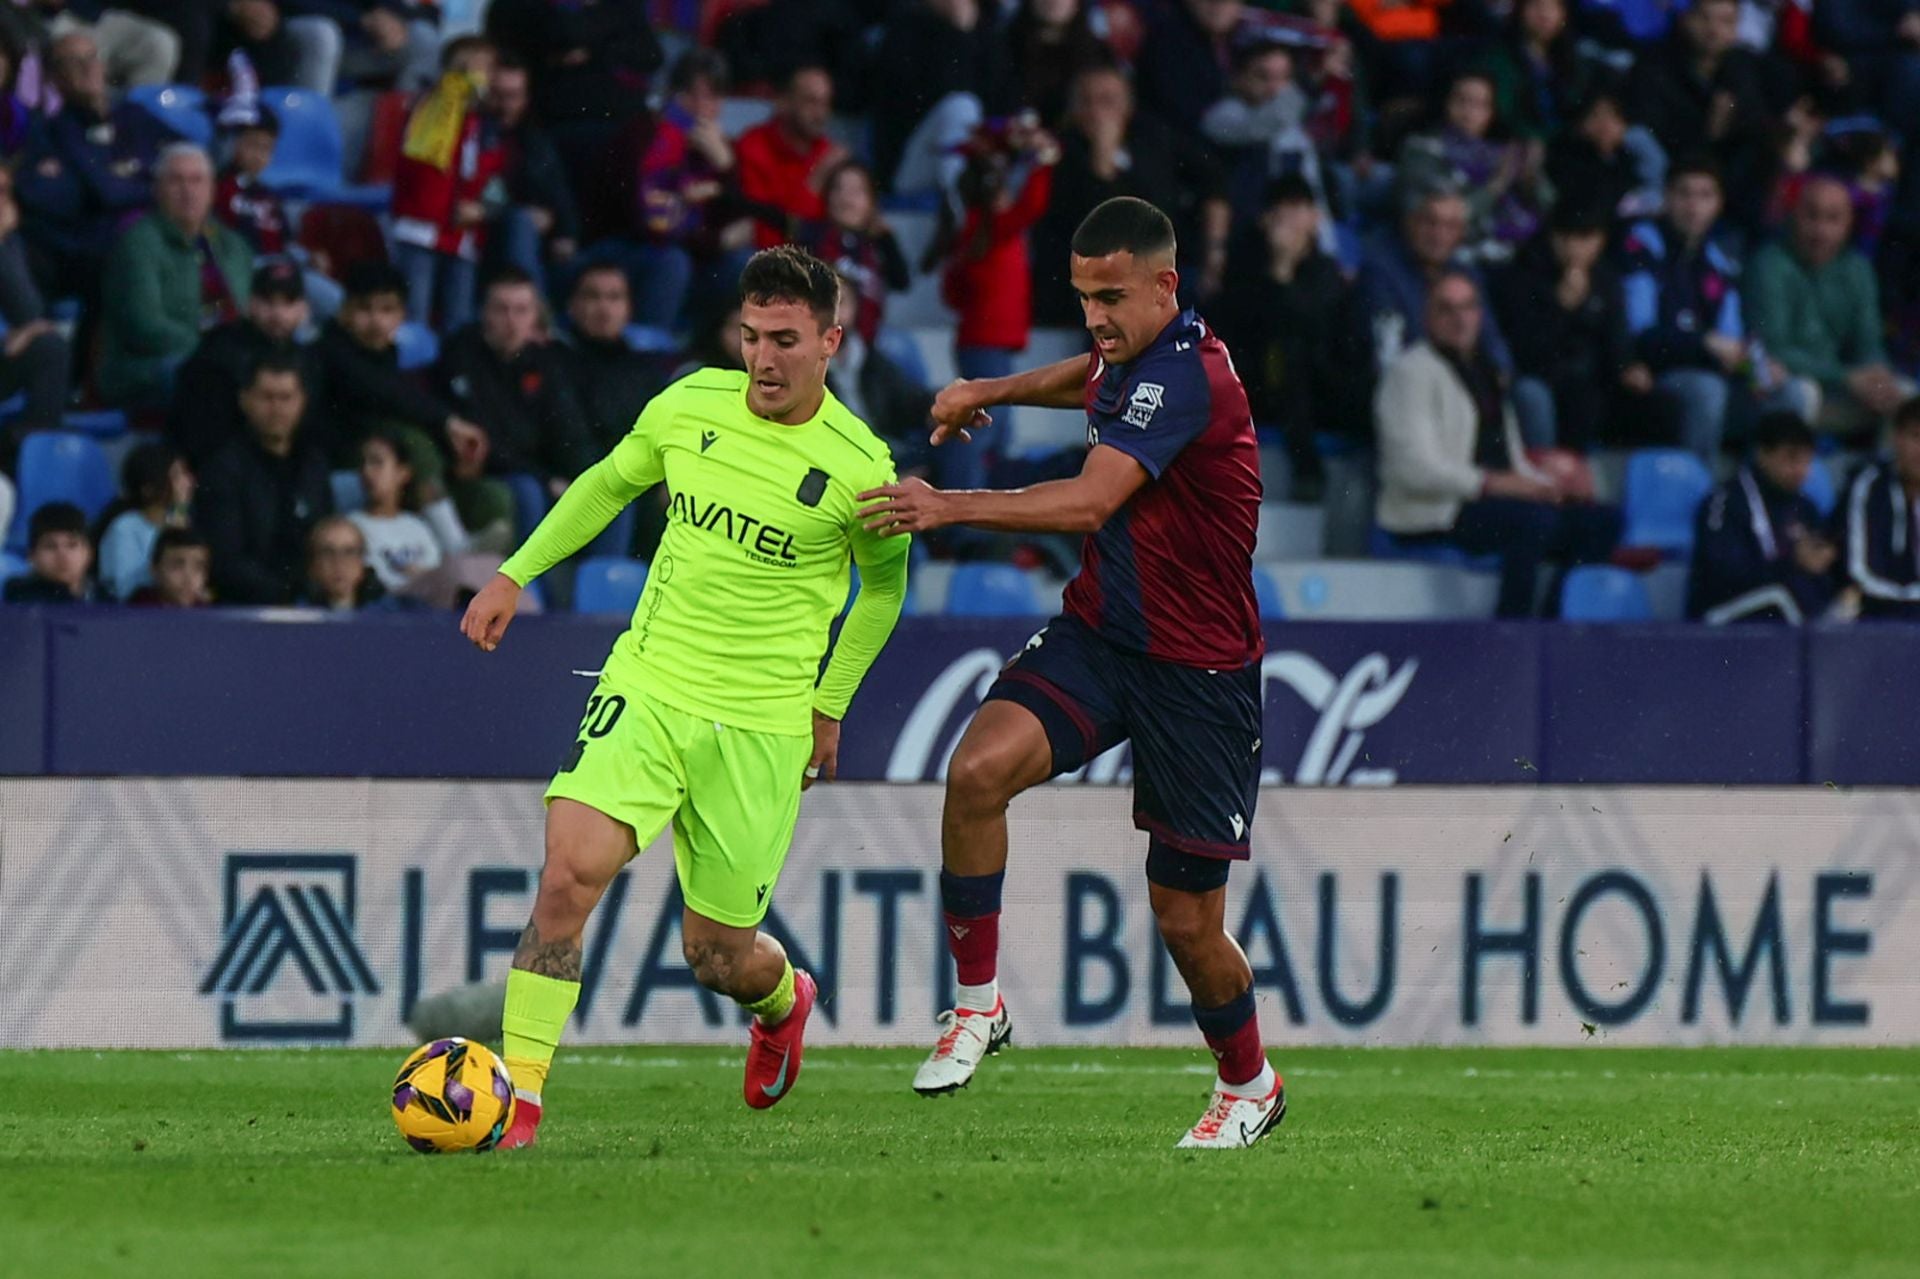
top-left (1, 608), bottom-right (1916, 783)
top-left (1806, 625), bottom-right (1920, 786)
top-left (1543, 627), bottom-right (1806, 784)
top-left (842, 620), bottom-right (1543, 786)
top-left (0, 611), bottom-right (44, 774)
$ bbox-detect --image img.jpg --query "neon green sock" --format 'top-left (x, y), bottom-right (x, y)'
top-left (502, 969), bottom-right (580, 1100)
top-left (742, 960), bottom-right (796, 1025)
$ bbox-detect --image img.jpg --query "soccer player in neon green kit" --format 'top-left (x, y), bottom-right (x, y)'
top-left (459, 247), bottom-right (910, 1147)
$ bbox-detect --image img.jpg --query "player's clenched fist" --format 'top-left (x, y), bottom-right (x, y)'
top-left (929, 379), bottom-right (993, 445)
top-left (460, 573), bottom-right (522, 652)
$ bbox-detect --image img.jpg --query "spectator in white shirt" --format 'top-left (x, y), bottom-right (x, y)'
top-left (95, 442), bottom-right (193, 600)
top-left (346, 428), bottom-right (447, 592)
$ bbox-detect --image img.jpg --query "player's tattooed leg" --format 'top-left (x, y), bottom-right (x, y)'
top-left (512, 922), bottom-right (583, 982)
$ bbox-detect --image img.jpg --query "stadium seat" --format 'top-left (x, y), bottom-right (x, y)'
top-left (1368, 525), bottom-right (1500, 573)
top-left (622, 324), bottom-right (680, 354)
top-left (946, 563), bottom-right (1041, 616)
top-left (330, 469), bottom-right (365, 513)
top-left (127, 84), bottom-right (211, 147)
top-left (394, 322), bottom-right (439, 371)
top-left (6, 431), bottom-right (115, 553)
top-left (1560, 565), bottom-right (1653, 621)
top-left (874, 327), bottom-right (930, 388)
top-left (504, 473), bottom-right (550, 543)
top-left (258, 87), bottom-right (390, 206)
top-left (0, 549), bottom-right (25, 584)
top-left (574, 557), bottom-right (649, 616)
top-left (61, 410), bottom-right (128, 439)
top-left (1255, 501), bottom-right (1326, 562)
top-left (1801, 456), bottom-right (1837, 517)
top-left (1253, 566), bottom-right (1285, 619)
top-left (1622, 449), bottom-right (1713, 555)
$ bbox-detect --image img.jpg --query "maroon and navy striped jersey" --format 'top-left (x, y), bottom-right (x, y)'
top-left (1061, 309), bottom-right (1264, 668)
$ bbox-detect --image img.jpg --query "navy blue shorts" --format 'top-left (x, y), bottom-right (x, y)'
top-left (984, 613), bottom-right (1262, 873)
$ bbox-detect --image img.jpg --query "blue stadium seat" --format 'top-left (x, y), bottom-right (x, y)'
top-left (946, 563), bottom-right (1040, 616)
top-left (1801, 456), bottom-right (1837, 518)
top-left (1368, 525), bottom-right (1501, 573)
top-left (622, 324), bottom-right (680, 354)
top-left (395, 322), bottom-right (438, 371)
top-left (61, 410), bottom-right (128, 439)
top-left (1254, 565), bottom-right (1285, 619)
top-left (574, 557), bottom-right (648, 616)
top-left (6, 431), bottom-right (115, 553)
top-left (874, 327), bottom-right (931, 388)
top-left (0, 549), bottom-right (25, 584)
top-left (1561, 565), bottom-right (1653, 621)
top-left (330, 469), bottom-right (364, 513)
top-left (1623, 449), bottom-right (1713, 555)
top-left (258, 87), bottom-right (389, 206)
top-left (127, 84), bottom-right (211, 147)
top-left (504, 473), bottom-right (549, 543)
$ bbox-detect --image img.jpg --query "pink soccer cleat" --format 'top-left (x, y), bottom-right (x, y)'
top-left (743, 969), bottom-right (818, 1110)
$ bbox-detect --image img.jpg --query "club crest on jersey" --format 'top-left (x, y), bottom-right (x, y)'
top-left (796, 467), bottom-right (829, 507)
top-left (1123, 382), bottom-right (1164, 428)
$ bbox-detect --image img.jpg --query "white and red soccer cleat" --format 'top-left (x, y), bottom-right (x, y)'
top-left (743, 969), bottom-right (818, 1110)
top-left (1176, 1069), bottom-right (1286, 1149)
top-left (495, 1093), bottom-right (542, 1151)
top-left (911, 999), bottom-right (1012, 1095)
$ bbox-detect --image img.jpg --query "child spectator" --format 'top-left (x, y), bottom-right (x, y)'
top-left (1687, 411), bottom-right (1838, 622)
top-left (301, 514), bottom-right (387, 611)
top-left (128, 527), bottom-right (212, 607)
top-left (214, 106), bottom-right (288, 256)
top-left (392, 36), bottom-right (501, 330)
top-left (347, 429), bottom-right (450, 593)
top-left (95, 442), bottom-right (194, 600)
top-left (802, 161), bottom-right (909, 346)
top-left (3, 501), bottom-right (94, 603)
top-left (1398, 70), bottom-right (1545, 260)
top-left (315, 261), bottom-right (494, 548)
top-left (926, 119), bottom-right (1058, 507)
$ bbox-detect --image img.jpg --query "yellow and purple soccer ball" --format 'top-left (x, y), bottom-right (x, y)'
top-left (391, 1037), bottom-right (516, 1154)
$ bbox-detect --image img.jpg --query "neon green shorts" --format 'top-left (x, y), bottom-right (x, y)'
top-left (544, 680), bottom-right (811, 928)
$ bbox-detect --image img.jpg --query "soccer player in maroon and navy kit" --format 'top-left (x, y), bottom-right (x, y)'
top-left (858, 197), bottom-right (1281, 1148)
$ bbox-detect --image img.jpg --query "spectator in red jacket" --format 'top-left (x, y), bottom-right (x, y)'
top-left (391, 35), bottom-right (501, 330)
top-left (736, 64), bottom-right (846, 249)
top-left (922, 118), bottom-right (1059, 528)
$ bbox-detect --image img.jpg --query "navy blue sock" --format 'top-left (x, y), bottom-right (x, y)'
top-left (939, 869), bottom-right (1004, 919)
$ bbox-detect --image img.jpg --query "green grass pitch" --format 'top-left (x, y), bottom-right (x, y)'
top-left (3, 1045), bottom-right (1916, 1277)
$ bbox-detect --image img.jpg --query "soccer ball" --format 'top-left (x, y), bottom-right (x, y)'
top-left (391, 1037), bottom-right (516, 1154)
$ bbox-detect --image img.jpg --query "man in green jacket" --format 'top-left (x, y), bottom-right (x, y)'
top-left (99, 143), bottom-right (254, 408)
top-left (1747, 175), bottom-right (1911, 435)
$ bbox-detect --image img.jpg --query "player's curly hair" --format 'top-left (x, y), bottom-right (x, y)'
top-left (738, 245), bottom-right (841, 332)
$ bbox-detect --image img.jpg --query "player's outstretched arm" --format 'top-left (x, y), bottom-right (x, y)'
top-left (858, 444), bottom-right (1148, 538)
top-left (929, 353), bottom-right (1090, 445)
top-left (458, 455), bottom-right (648, 652)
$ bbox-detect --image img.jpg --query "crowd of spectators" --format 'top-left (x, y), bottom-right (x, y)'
top-left (1, 0), bottom-right (1919, 622)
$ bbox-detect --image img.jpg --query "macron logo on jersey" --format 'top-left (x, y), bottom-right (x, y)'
top-left (1123, 382), bottom-right (1165, 429)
